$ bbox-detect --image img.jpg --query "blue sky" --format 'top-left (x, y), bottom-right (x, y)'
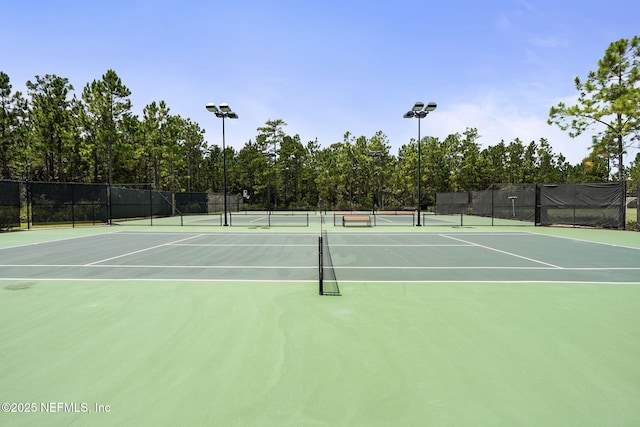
top-left (2, 0), bottom-right (639, 164)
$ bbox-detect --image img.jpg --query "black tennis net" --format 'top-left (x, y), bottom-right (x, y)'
top-left (318, 230), bottom-right (340, 296)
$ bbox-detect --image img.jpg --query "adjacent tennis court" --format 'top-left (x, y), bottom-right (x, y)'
top-left (1, 222), bottom-right (639, 426)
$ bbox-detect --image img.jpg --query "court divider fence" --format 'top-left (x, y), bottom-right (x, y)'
top-left (435, 182), bottom-right (628, 229)
top-left (0, 179), bottom-right (636, 230)
top-left (229, 211), bottom-right (310, 227)
top-left (30, 181), bottom-right (109, 227)
top-left (0, 180), bottom-right (21, 230)
top-left (0, 180), bottom-right (242, 229)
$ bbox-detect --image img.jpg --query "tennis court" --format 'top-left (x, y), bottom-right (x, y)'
top-left (0, 231), bottom-right (319, 282)
top-left (325, 230), bottom-right (640, 283)
top-left (1, 222), bottom-right (640, 426)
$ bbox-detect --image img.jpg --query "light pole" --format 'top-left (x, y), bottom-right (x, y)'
top-left (404, 101), bottom-right (437, 226)
top-left (263, 152), bottom-right (276, 211)
top-left (206, 102), bottom-right (238, 226)
top-left (367, 150), bottom-right (383, 214)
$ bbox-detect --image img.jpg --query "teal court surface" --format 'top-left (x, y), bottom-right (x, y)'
top-left (1, 220), bottom-right (640, 426)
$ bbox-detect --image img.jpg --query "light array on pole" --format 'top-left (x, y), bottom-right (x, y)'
top-left (206, 102), bottom-right (238, 226)
top-left (403, 101), bottom-right (437, 226)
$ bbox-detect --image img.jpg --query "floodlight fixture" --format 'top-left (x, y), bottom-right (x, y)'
top-left (206, 102), bottom-right (239, 226)
top-left (403, 101), bottom-right (437, 226)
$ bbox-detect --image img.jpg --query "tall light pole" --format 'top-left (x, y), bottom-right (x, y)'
top-left (263, 151), bottom-right (276, 211)
top-left (404, 101), bottom-right (437, 226)
top-left (367, 150), bottom-right (383, 214)
top-left (206, 102), bottom-right (238, 226)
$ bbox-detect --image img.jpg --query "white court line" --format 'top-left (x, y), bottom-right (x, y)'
top-left (114, 231), bottom-right (318, 236)
top-left (0, 277), bottom-right (638, 285)
top-left (324, 244), bottom-right (471, 247)
top-left (91, 264), bottom-right (316, 269)
top-left (441, 234), bottom-right (563, 268)
top-left (333, 280), bottom-right (640, 284)
top-left (0, 277), bottom-right (317, 283)
top-left (531, 232), bottom-right (640, 251)
top-left (0, 230), bottom-right (121, 251)
top-left (3, 264), bottom-right (638, 271)
top-left (169, 243), bottom-right (315, 247)
top-left (239, 215), bottom-right (269, 224)
top-left (332, 266), bottom-right (640, 270)
top-left (84, 234), bottom-right (205, 266)
top-left (326, 231), bottom-right (534, 237)
top-left (170, 243), bottom-right (471, 248)
top-left (0, 264), bottom-right (317, 269)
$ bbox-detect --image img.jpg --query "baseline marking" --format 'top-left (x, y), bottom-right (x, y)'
top-left (0, 230), bottom-right (121, 251)
top-left (84, 234), bottom-right (205, 266)
top-left (325, 243), bottom-right (470, 247)
top-left (1, 277), bottom-right (637, 285)
top-left (332, 266), bottom-right (640, 270)
top-left (169, 243), bottom-right (315, 247)
top-left (0, 264), bottom-right (316, 269)
top-left (441, 234), bottom-right (562, 268)
top-left (0, 277), bottom-right (317, 283)
top-left (2, 265), bottom-right (638, 271)
top-left (533, 232), bottom-right (640, 252)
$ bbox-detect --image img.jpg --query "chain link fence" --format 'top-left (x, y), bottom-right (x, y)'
top-left (0, 180), bottom-right (244, 229)
top-left (435, 182), bottom-right (627, 229)
top-left (0, 180), bottom-right (21, 229)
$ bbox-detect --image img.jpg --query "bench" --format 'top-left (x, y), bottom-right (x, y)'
top-left (342, 215), bottom-right (372, 227)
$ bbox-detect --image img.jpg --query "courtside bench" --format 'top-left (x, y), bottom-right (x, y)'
top-left (342, 215), bottom-right (372, 227)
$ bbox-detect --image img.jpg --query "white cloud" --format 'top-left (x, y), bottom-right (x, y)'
top-left (428, 91), bottom-right (593, 164)
top-left (528, 36), bottom-right (567, 48)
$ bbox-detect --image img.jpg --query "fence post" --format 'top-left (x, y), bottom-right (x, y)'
top-left (149, 186), bottom-right (153, 226)
top-left (26, 180), bottom-right (31, 230)
top-left (491, 183), bottom-right (494, 226)
top-left (71, 184), bottom-right (76, 228)
top-left (621, 181), bottom-right (626, 230)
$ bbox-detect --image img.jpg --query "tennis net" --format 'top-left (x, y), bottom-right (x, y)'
top-left (318, 230), bottom-right (340, 296)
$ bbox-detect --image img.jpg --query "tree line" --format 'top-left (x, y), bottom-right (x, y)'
top-left (1, 37), bottom-right (639, 210)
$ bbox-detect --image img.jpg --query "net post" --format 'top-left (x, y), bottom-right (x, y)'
top-left (318, 235), bottom-right (324, 295)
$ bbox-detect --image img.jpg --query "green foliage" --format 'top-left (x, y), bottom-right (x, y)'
top-left (628, 153), bottom-right (640, 182)
top-left (0, 72), bottom-right (29, 179)
top-left (549, 36), bottom-right (640, 181)
top-left (3, 37), bottom-right (640, 212)
top-left (26, 74), bottom-right (76, 181)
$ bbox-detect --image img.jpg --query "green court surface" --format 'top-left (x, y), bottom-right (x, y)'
top-left (1, 221), bottom-right (640, 426)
